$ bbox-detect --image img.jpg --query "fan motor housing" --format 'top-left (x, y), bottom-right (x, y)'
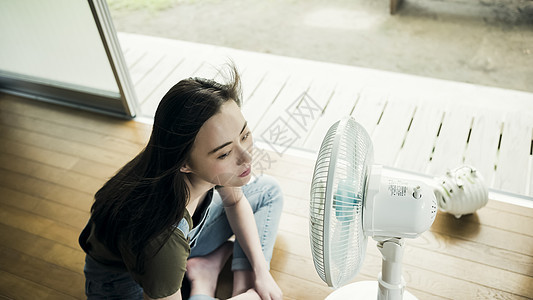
top-left (364, 165), bottom-right (437, 238)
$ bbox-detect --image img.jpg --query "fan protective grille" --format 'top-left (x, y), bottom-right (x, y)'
top-left (309, 117), bottom-right (373, 288)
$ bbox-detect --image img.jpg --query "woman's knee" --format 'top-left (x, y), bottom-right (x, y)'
top-left (254, 175), bottom-right (284, 207)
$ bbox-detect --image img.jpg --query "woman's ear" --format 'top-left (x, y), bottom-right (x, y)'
top-left (180, 164), bottom-right (193, 174)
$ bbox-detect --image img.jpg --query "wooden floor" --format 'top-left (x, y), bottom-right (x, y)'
top-left (118, 33), bottom-right (533, 199)
top-left (1, 93), bottom-right (532, 299)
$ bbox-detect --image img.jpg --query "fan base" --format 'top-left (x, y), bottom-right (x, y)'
top-left (326, 281), bottom-right (417, 300)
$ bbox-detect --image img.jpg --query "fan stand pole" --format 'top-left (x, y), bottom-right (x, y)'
top-left (376, 237), bottom-right (407, 300)
top-left (325, 236), bottom-right (417, 300)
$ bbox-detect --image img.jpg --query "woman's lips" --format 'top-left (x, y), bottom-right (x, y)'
top-left (239, 166), bottom-right (251, 177)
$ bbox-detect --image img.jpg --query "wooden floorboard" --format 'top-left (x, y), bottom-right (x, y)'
top-left (0, 169), bottom-right (94, 213)
top-left (0, 223), bottom-right (85, 274)
top-left (0, 245), bottom-right (85, 299)
top-left (0, 270), bottom-right (77, 300)
top-left (1, 93), bottom-right (532, 299)
top-left (0, 152), bottom-right (103, 195)
top-left (0, 186), bottom-right (89, 229)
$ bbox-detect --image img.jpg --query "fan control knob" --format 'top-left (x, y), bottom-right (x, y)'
top-left (412, 186), bottom-right (422, 199)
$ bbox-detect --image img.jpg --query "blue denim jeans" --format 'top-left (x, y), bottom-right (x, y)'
top-left (189, 174), bottom-right (284, 271)
top-left (83, 175), bottom-right (283, 299)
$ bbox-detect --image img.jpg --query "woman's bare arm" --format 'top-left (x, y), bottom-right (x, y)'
top-left (218, 187), bottom-right (282, 300)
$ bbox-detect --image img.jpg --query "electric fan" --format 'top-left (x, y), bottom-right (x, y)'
top-left (309, 116), bottom-right (438, 299)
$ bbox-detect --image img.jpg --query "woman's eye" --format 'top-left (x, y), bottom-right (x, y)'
top-left (242, 132), bottom-right (251, 141)
top-left (218, 151), bottom-right (231, 159)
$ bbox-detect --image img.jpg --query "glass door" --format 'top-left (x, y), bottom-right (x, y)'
top-left (0, 0), bottom-right (137, 118)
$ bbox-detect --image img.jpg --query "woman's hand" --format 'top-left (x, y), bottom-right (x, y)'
top-left (254, 269), bottom-right (282, 300)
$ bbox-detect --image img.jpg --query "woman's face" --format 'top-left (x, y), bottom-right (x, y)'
top-left (182, 100), bottom-right (253, 187)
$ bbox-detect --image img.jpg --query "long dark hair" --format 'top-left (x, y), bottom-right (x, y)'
top-left (90, 66), bottom-right (241, 273)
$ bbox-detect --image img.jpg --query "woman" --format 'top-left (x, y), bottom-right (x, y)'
top-left (79, 66), bottom-right (283, 300)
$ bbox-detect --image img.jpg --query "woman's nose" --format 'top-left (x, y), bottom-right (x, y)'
top-left (237, 145), bottom-right (252, 165)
